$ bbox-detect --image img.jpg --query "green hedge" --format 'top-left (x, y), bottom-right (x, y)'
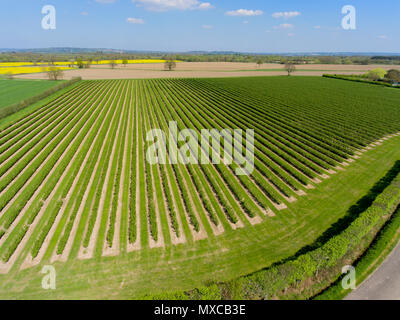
top-left (143, 164), bottom-right (400, 300)
top-left (0, 77), bottom-right (82, 120)
top-left (316, 206), bottom-right (400, 300)
top-left (323, 74), bottom-right (399, 88)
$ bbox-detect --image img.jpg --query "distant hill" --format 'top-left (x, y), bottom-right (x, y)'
top-left (0, 48), bottom-right (399, 56)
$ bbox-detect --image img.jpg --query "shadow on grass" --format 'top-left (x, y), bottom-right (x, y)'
top-left (282, 160), bottom-right (400, 263)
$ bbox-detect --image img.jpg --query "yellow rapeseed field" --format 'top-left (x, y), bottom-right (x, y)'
top-left (0, 62), bottom-right (36, 67)
top-left (55, 59), bottom-right (167, 65)
top-left (0, 59), bottom-right (169, 74)
top-left (0, 66), bottom-right (74, 75)
top-left (92, 59), bottom-right (166, 65)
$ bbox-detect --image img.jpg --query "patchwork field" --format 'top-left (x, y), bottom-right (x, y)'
top-left (0, 79), bottom-right (62, 109)
top-left (0, 77), bottom-right (400, 298)
top-left (16, 62), bottom-right (400, 80)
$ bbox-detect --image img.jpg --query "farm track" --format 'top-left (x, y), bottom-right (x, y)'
top-left (0, 77), bottom-right (399, 273)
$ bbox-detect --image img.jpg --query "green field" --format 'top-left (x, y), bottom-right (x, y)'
top-left (0, 79), bottom-right (62, 109)
top-left (0, 77), bottom-right (399, 299)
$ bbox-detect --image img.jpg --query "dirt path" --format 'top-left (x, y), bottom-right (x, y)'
top-left (103, 83), bottom-right (132, 256)
top-left (127, 85), bottom-right (141, 252)
top-left (148, 170), bottom-right (165, 249)
top-left (161, 164), bottom-right (188, 244)
top-left (78, 82), bottom-right (128, 260)
top-left (141, 90), bottom-right (166, 249)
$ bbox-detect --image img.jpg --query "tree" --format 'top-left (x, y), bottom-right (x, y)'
top-left (366, 71), bottom-right (381, 81)
top-left (385, 69), bottom-right (400, 82)
top-left (164, 59), bottom-right (177, 71)
top-left (342, 57), bottom-right (353, 65)
top-left (122, 59), bottom-right (128, 67)
top-left (256, 59), bottom-right (264, 68)
top-left (365, 68), bottom-right (387, 80)
top-left (76, 59), bottom-right (85, 69)
top-left (83, 61), bottom-right (91, 69)
top-left (5, 72), bottom-right (13, 80)
top-left (284, 62), bottom-right (296, 76)
top-left (46, 67), bottom-right (64, 81)
top-left (317, 56), bottom-right (339, 64)
top-left (109, 60), bottom-right (117, 69)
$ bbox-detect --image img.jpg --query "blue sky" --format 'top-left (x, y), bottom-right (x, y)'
top-left (0, 0), bottom-right (399, 53)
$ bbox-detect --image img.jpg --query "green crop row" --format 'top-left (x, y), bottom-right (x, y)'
top-left (0, 77), bottom-right (82, 121)
top-left (0, 81), bottom-right (94, 148)
top-left (55, 81), bottom-right (123, 255)
top-left (82, 81), bottom-right (127, 249)
top-left (167, 79), bottom-right (313, 187)
top-left (154, 80), bottom-right (264, 218)
top-left (1, 81), bottom-right (114, 261)
top-left (178, 79), bottom-right (341, 170)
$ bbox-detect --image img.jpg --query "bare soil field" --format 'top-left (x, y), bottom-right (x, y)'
top-left (16, 62), bottom-right (400, 80)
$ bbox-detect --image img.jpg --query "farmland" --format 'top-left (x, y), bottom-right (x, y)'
top-left (16, 62), bottom-right (400, 80)
top-left (0, 79), bottom-right (63, 109)
top-left (0, 77), bottom-right (400, 298)
top-left (0, 59), bottom-right (166, 67)
top-left (0, 60), bottom-right (168, 76)
top-left (0, 66), bottom-right (74, 76)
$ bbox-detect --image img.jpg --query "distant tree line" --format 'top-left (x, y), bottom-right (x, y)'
top-left (1, 52), bottom-right (399, 66)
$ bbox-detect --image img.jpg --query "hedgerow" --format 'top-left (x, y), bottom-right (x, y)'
top-left (0, 77), bottom-right (81, 121)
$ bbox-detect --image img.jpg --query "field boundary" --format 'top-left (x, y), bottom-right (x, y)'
top-left (0, 77), bottom-right (399, 299)
top-left (323, 74), bottom-right (399, 89)
top-left (0, 77), bottom-right (81, 121)
top-left (315, 206), bottom-right (400, 300)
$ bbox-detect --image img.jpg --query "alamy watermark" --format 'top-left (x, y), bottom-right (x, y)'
top-left (41, 265), bottom-right (56, 290)
top-left (146, 121), bottom-right (255, 176)
top-left (42, 5), bottom-right (56, 30)
top-left (341, 265), bottom-right (356, 290)
top-left (341, 5), bottom-right (356, 30)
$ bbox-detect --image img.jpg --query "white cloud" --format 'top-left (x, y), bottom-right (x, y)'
top-left (272, 11), bottom-right (301, 19)
top-left (202, 25), bottom-right (213, 29)
top-left (132, 0), bottom-right (214, 11)
top-left (127, 17), bottom-right (145, 24)
top-left (225, 9), bottom-right (263, 17)
top-left (378, 35), bottom-right (389, 40)
top-left (81, 12), bottom-right (89, 16)
top-left (273, 23), bottom-right (293, 29)
top-left (288, 33), bottom-right (295, 37)
top-left (313, 25), bottom-right (321, 29)
top-left (96, 0), bottom-right (117, 3)
top-left (243, 21), bottom-right (249, 24)
top-left (198, 2), bottom-right (214, 10)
